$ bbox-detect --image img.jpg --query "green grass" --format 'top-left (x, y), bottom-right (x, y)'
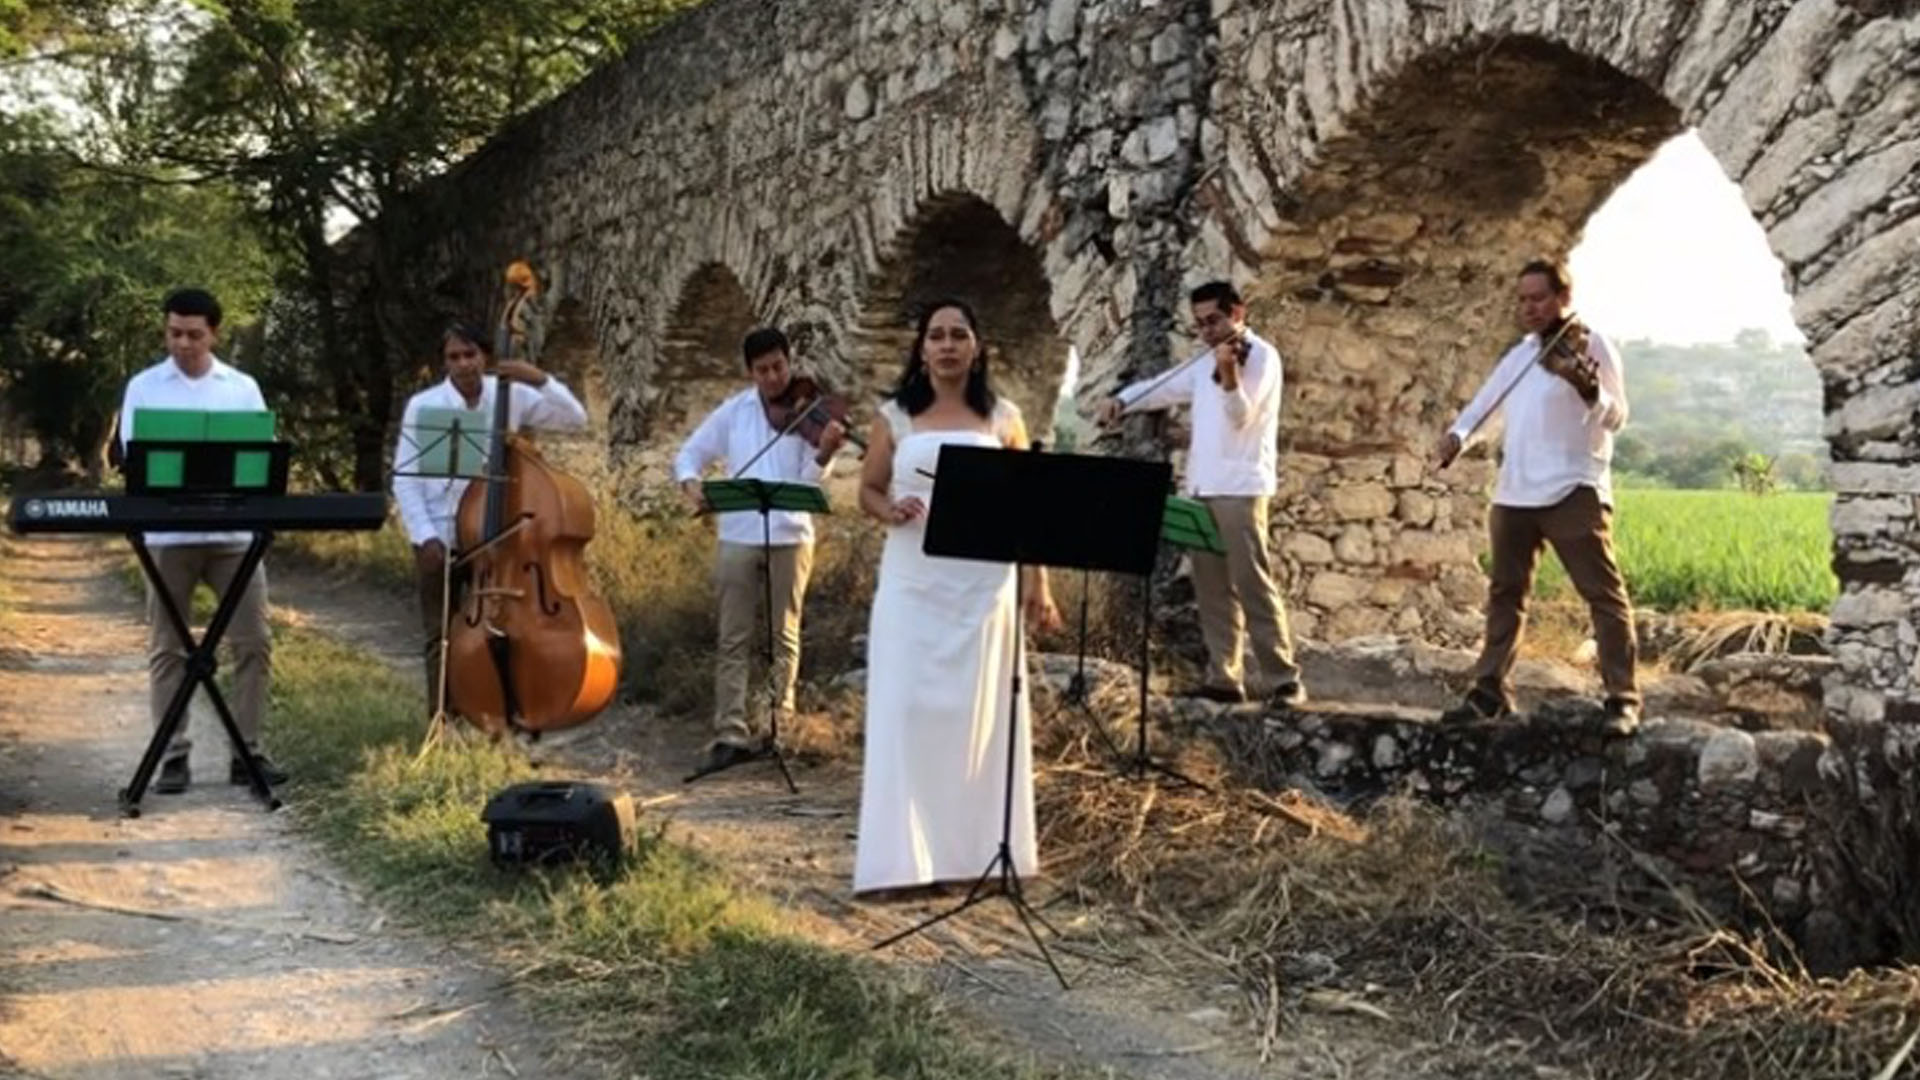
top-left (1531, 489), bottom-right (1834, 613)
top-left (266, 626), bottom-right (1073, 1080)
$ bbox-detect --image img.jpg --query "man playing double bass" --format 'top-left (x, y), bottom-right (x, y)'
top-left (391, 323), bottom-right (589, 718)
top-left (674, 327), bottom-right (846, 774)
top-left (1434, 256), bottom-right (1640, 735)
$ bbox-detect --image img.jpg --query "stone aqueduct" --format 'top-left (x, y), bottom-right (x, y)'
top-left (369, 0), bottom-right (1920, 726)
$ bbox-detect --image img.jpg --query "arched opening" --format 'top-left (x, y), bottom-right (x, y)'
top-left (857, 194), bottom-right (1067, 432)
top-left (529, 295), bottom-right (613, 483)
top-left (1564, 131), bottom-right (1832, 653)
top-left (617, 262), bottom-right (759, 493)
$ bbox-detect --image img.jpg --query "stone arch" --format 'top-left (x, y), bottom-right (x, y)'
top-left (1223, 36), bottom-right (1685, 646)
top-left (1206, 7), bottom-right (1920, 723)
top-left (855, 192), bottom-right (1070, 437)
top-left (610, 260), bottom-right (761, 492)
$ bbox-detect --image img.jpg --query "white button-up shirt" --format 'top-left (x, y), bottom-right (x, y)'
top-left (674, 388), bottom-right (832, 547)
top-left (1114, 329), bottom-right (1285, 498)
top-left (1448, 328), bottom-right (1629, 508)
top-left (391, 375), bottom-right (589, 547)
top-left (118, 355), bottom-right (269, 547)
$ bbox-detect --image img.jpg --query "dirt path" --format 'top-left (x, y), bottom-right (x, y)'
top-left (0, 536), bottom-right (559, 1080)
top-left (272, 557), bottom-right (1423, 1079)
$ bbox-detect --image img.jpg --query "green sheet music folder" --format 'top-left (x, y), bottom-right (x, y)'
top-left (409, 407), bottom-right (492, 478)
top-left (1163, 496), bottom-right (1225, 554)
top-left (701, 479), bottom-right (829, 514)
top-left (130, 408), bottom-right (276, 490)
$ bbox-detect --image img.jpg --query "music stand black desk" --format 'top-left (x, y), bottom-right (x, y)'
top-left (869, 444), bottom-right (1168, 990)
top-left (681, 478), bottom-right (830, 793)
top-left (6, 484), bottom-right (388, 816)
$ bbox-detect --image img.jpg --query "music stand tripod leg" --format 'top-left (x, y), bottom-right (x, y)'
top-left (418, 541), bottom-right (457, 758)
top-left (1058, 570), bottom-right (1128, 761)
top-left (1123, 566), bottom-right (1209, 793)
top-left (871, 565), bottom-right (1069, 990)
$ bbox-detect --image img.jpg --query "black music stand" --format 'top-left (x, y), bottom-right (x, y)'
top-left (681, 478), bottom-right (829, 794)
top-left (119, 440), bottom-right (295, 817)
top-left (1057, 495), bottom-right (1221, 792)
top-left (870, 444), bottom-right (1167, 990)
top-left (391, 408), bottom-right (494, 748)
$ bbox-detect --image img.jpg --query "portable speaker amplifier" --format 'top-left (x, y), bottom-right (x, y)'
top-left (480, 780), bottom-right (636, 866)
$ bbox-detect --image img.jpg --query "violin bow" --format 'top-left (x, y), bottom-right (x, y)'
top-left (729, 393), bottom-right (826, 480)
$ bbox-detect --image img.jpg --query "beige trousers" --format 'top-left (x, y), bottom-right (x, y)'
top-left (1190, 495), bottom-right (1300, 695)
top-left (145, 544), bottom-right (271, 760)
top-left (1471, 485), bottom-right (1640, 706)
top-left (713, 540), bottom-right (814, 747)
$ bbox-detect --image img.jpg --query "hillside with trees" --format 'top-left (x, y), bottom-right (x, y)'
top-left (1612, 329), bottom-right (1826, 490)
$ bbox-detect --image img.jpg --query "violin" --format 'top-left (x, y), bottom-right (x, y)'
top-left (444, 260), bottom-right (623, 736)
top-left (1536, 314), bottom-right (1600, 402)
top-left (761, 374), bottom-right (867, 454)
top-left (1210, 327), bottom-right (1252, 386)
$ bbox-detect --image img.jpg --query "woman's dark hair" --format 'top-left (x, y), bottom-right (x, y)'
top-left (441, 322), bottom-right (493, 356)
top-left (893, 298), bottom-right (996, 418)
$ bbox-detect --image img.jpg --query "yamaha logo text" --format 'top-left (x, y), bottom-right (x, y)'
top-left (38, 499), bottom-right (111, 519)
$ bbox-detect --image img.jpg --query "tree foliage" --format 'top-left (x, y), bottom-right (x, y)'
top-left (2, 0), bottom-right (701, 488)
top-left (141, 0), bottom-right (702, 488)
top-left (0, 110), bottom-right (275, 478)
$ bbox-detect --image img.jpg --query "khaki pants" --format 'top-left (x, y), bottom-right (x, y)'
top-left (1471, 485), bottom-right (1639, 706)
top-left (415, 554), bottom-right (470, 715)
top-left (713, 540), bottom-right (813, 747)
top-left (1191, 495), bottom-right (1300, 695)
top-left (145, 544), bottom-right (271, 760)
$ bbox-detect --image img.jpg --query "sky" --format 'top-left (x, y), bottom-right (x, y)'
top-left (1570, 130), bottom-right (1805, 346)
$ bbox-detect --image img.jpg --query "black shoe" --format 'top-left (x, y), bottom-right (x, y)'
top-left (1601, 698), bottom-right (1642, 737)
top-left (1190, 684), bottom-right (1246, 704)
top-left (1440, 688), bottom-right (1513, 725)
top-left (154, 756), bottom-right (191, 795)
top-left (230, 752), bottom-right (289, 786)
top-left (706, 741), bottom-right (762, 772)
top-left (1269, 682), bottom-right (1308, 709)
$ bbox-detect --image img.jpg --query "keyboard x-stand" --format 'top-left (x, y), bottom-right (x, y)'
top-left (7, 491), bottom-right (388, 816)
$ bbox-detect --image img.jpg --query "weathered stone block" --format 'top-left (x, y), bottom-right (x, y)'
top-left (1307, 571), bottom-right (1369, 609)
top-left (1328, 483), bottom-right (1394, 520)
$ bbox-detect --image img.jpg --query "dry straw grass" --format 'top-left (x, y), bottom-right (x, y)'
top-left (1031, 724), bottom-right (1920, 1079)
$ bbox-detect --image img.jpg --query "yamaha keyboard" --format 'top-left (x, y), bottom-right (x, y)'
top-left (8, 492), bottom-right (388, 534)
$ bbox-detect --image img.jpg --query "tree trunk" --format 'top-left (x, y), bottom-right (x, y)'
top-left (297, 207), bottom-right (379, 490)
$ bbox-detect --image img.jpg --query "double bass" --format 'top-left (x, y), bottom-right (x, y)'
top-left (445, 262), bottom-right (622, 735)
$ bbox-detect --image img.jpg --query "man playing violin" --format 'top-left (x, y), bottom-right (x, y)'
top-left (675, 327), bottom-right (847, 773)
top-left (1096, 280), bottom-right (1306, 709)
top-left (1433, 256), bottom-right (1639, 735)
top-left (392, 323), bottom-right (589, 718)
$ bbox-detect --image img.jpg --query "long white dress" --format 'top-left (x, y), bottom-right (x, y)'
top-left (853, 397), bottom-right (1036, 892)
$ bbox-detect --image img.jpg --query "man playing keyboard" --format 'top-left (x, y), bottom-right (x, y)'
top-left (117, 288), bottom-right (285, 794)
